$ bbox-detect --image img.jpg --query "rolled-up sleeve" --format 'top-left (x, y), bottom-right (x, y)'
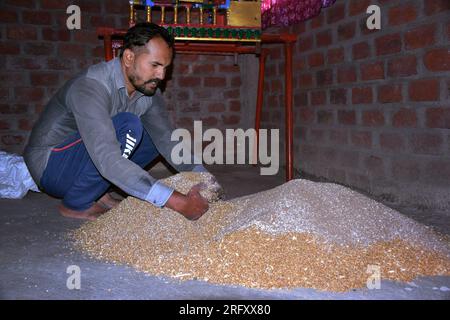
top-left (145, 180), bottom-right (175, 207)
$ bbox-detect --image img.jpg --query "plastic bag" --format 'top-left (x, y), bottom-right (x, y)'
top-left (0, 151), bottom-right (40, 199)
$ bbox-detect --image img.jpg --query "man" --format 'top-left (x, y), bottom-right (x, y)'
top-left (24, 22), bottom-right (211, 221)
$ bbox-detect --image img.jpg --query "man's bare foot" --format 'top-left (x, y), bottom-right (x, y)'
top-left (58, 202), bottom-right (108, 221)
top-left (97, 193), bottom-right (122, 209)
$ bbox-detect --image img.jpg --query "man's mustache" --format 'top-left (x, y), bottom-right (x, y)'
top-left (145, 79), bottom-right (161, 86)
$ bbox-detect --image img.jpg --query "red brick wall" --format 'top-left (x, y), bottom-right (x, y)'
top-left (261, 0), bottom-right (450, 210)
top-left (0, 0), bottom-right (242, 154)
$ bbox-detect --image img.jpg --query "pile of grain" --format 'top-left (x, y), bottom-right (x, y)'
top-left (71, 172), bottom-right (450, 292)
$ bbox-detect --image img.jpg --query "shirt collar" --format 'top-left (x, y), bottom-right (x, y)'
top-left (112, 57), bottom-right (144, 100)
top-left (112, 57), bottom-right (126, 90)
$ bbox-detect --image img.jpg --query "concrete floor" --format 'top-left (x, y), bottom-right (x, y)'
top-left (1, 164), bottom-right (449, 300)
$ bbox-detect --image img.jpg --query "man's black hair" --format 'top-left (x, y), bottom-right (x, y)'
top-left (120, 22), bottom-right (174, 58)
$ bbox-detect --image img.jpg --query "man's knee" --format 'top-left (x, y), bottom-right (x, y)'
top-left (112, 112), bottom-right (144, 142)
top-left (112, 112), bottom-right (142, 131)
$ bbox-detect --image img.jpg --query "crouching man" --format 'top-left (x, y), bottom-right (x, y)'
top-left (24, 22), bottom-right (212, 221)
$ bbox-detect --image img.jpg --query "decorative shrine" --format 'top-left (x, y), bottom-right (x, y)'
top-left (128, 0), bottom-right (262, 42)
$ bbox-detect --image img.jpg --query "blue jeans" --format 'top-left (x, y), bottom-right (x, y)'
top-left (40, 112), bottom-right (159, 210)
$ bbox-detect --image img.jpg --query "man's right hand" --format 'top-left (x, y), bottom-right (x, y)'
top-left (164, 184), bottom-right (209, 220)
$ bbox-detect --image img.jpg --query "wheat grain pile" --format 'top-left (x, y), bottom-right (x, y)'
top-left (70, 172), bottom-right (450, 292)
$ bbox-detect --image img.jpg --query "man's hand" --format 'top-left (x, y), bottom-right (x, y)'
top-left (165, 184), bottom-right (209, 220)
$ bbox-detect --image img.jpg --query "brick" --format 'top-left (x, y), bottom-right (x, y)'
top-left (105, 0), bottom-right (129, 14)
top-left (74, 31), bottom-right (101, 44)
top-left (409, 79), bottom-right (440, 101)
top-left (231, 76), bottom-right (241, 87)
top-left (425, 160), bottom-right (450, 186)
top-left (308, 52), bottom-right (324, 68)
top-left (0, 10), bottom-right (18, 23)
top-left (351, 131), bottom-right (372, 148)
top-left (299, 107), bottom-right (314, 124)
top-left (0, 89), bottom-right (9, 101)
top-left (424, 0), bottom-right (450, 15)
top-left (193, 64), bottom-right (215, 74)
top-left (364, 155), bottom-right (384, 176)
top-left (361, 61), bottom-right (384, 80)
top-left (1, 135), bottom-right (25, 146)
top-left (376, 33), bottom-right (402, 56)
top-left (89, 15), bottom-right (117, 28)
top-left (10, 57), bottom-right (42, 70)
top-left (219, 64), bottom-right (239, 73)
top-left (327, 3), bottom-right (345, 24)
top-left (300, 144), bottom-right (319, 162)
top-left (388, 4), bottom-right (417, 26)
top-left (380, 133), bottom-right (405, 151)
top-left (310, 13), bottom-right (324, 29)
top-left (178, 76), bottom-right (200, 87)
top-left (329, 130), bottom-right (348, 145)
top-left (337, 22), bottom-right (356, 41)
top-left (410, 132), bottom-right (443, 155)
top-left (42, 28), bottom-right (71, 42)
top-left (14, 87), bottom-right (45, 102)
top-left (321, 147), bottom-right (338, 163)
top-left (349, 0), bottom-right (371, 16)
top-left (311, 91), bottom-right (326, 106)
top-left (338, 110), bottom-right (356, 125)
top-left (378, 84), bottom-right (402, 103)
top-left (337, 67), bottom-right (356, 83)
top-left (310, 129), bottom-right (326, 143)
top-left (352, 87), bottom-right (372, 104)
top-left (0, 42), bottom-right (20, 55)
top-left (221, 115), bottom-right (240, 125)
top-left (316, 30), bottom-right (332, 47)
top-left (327, 47), bottom-right (344, 64)
top-left (295, 92), bottom-right (308, 107)
top-left (405, 24), bottom-right (436, 50)
top-left (223, 89), bottom-right (240, 99)
top-left (299, 73), bottom-right (313, 87)
top-left (362, 110), bottom-right (384, 127)
top-left (293, 21), bottom-right (306, 34)
top-left (339, 150), bottom-right (360, 169)
top-left (18, 118), bottom-right (35, 131)
top-left (426, 108), bottom-right (450, 129)
top-left (0, 73), bottom-right (26, 86)
top-left (176, 117), bottom-right (194, 128)
top-left (78, 0), bottom-right (102, 13)
top-left (424, 48), bottom-right (450, 72)
top-left (30, 72), bottom-right (59, 86)
top-left (207, 102), bottom-right (225, 113)
top-left (23, 43), bottom-right (55, 55)
top-left (330, 88), bottom-right (347, 104)
top-left (22, 11), bottom-right (52, 25)
top-left (392, 108), bottom-right (417, 128)
top-left (58, 43), bottom-right (86, 58)
top-left (47, 58), bottom-right (73, 70)
top-left (0, 120), bottom-right (11, 130)
top-left (392, 159), bottom-right (420, 182)
top-left (316, 69), bottom-right (333, 86)
top-left (317, 110), bottom-right (333, 124)
top-left (40, 0), bottom-right (68, 10)
top-left (298, 35), bottom-right (313, 52)
top-left (352, 42), bottom-right (370, 60)
top-left (177, 91), bottom-right (190, 100)
top-left (229, 100), bottom-right (241, 112)
top-left (387, 55), bottom-right (417, 77)
top-left (7, 26), bottom-right (38, 40)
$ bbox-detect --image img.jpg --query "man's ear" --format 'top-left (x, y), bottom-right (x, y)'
top-left (122, 48), bottom-right (135, 67)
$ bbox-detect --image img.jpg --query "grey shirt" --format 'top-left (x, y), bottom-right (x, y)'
top-left (24, 57), bottom-right (204, 207)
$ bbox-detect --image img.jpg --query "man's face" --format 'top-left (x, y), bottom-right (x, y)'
top-left (125, 36), bottom-right (173, 96)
